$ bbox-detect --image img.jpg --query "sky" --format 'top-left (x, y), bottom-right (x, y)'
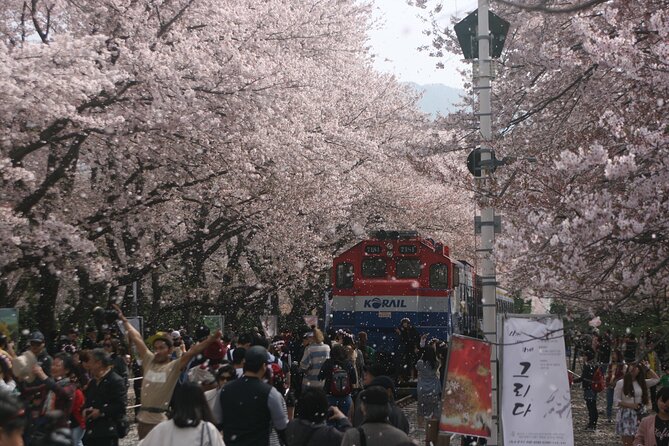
top-left (367, 0), bottom-right (478, 88)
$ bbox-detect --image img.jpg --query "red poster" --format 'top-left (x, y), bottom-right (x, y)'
top-left (439, 335), bottom-right (492, 438)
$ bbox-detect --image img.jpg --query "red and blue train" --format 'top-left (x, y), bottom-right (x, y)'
top-left (327, 230), bottom-right (513, 352)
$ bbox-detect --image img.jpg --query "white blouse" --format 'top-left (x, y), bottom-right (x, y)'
top-left (139, 420), bottom-right (224, 446)
top-left (613, 378), bottom-right (660, 407)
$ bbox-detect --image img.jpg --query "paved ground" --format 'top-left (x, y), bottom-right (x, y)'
top-left (120, 385), bottom-right (628, 445)
top-left (403, 385), bottom-right (621, 446)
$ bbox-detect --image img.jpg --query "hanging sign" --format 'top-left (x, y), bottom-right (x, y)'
top-left (203, 315), bottom-right (224, 335)
top-left (119, 316), bottom-right (143, 338)
top-left (439, 335), bottom-right (493, 438)
top-left (502, 316), bottom-right (573, 446)
top-left (259, 315), bottom-right (278, 338)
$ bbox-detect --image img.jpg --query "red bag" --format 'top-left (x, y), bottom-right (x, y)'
top-left (329, 364), bottom-right (352, 397)
top-left (591, 367), bottom-right (605, 393)
top-left (268, 359), bottom-right (287, 395)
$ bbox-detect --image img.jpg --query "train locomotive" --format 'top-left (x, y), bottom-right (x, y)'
top-left (327, 230), bottom-right (513, 353)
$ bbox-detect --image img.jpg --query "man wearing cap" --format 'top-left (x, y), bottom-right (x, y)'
top-left (28, 330), bottom-right (53, 375)
top-left (351, 373), bottom-right (410, 434)
top-left (219, 345), bottom-right (289, 446)
top-left (169, 330), bottom-right (185, 359)
top-left (113, 304), bottom-right (222, 440)
top-left (341, 385), bottom-right (412, 446)
top-left (225, 331), bottom-right (254, 363)
top-left (11, 331), bottom-right (53, 443)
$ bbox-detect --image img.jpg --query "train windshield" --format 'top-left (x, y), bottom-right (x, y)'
top-left (336, 262), bottom-right (354, 288)
top-left (396, 258), bottom-right (421, 278)
top-left (430, 263), bottom-right (449, 288)
top-left (362, 258), bottom-right (387, 278)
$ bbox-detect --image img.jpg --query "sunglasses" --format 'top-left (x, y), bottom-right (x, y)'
top-left (103, 344), bottom-right (112, 347)
top-left (219, 375), bottom-right (232, 381)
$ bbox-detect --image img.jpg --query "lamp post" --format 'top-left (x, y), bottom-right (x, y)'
top-left (455, 4), bottom-right (509, 446)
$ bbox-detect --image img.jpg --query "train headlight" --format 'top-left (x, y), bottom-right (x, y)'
top-left (386, 251), bottom-right (393, 257)
top-left (386, 242), bottom-right (393, 250)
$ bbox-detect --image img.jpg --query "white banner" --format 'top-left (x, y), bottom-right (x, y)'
top-left (260, 315), bottom-right (278, 338)
top-left (502, 316), bottom-right (573, 446)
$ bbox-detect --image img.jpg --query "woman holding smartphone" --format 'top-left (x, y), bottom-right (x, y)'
top-left (614, 361), bottom-right (660, 446)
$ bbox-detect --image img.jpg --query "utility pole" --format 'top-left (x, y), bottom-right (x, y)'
top-left (455, 4), bottom-right (509, 444)
top-left (475, 2), bottom-right (500, 445)
top-left (132, 281), bottom-right (138, 317)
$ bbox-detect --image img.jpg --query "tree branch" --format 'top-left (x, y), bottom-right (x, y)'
top-left (157, 0), bottom-right (195, 38)
top-left (507, 64), bottom-right (598, 128)
top-left (14, 133), bottom-right (88, 215)
top-left (494, 0), bottom-right (609, 14)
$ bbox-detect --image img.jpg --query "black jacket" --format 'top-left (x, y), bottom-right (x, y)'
top-left (83, 370), bottom-right (127, 439)
top-left (220, 376), bottom-right (273, 446)
top-left (351, 392), bottom-right (410, 434)
top-left (286, 418), bottom-right (351, 446)
top-left (574, 362), bottom-right (596, 393)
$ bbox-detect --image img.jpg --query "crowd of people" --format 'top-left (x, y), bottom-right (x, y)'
top-left (572, 329), bottom-right (669, 446)
top-left (0, 310), bottom-right (450, 446)
top-left (15, 312), bottom-right (669, 446)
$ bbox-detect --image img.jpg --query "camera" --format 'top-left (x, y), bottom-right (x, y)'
top-left (93, 306), bottom-right (119, 327)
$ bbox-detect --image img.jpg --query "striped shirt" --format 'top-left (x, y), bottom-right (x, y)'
top-left (300, 342), bottom-right (330, 389)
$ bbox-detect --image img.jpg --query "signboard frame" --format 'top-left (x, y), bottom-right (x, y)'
top-left (500, 314), bottom-right (573, 446)
top-left (203, 315), bottom-right (224, 335)
top-left (0, 308), bottom-right (19, 341)
top-left (439, 334), bottom-right (493, 438)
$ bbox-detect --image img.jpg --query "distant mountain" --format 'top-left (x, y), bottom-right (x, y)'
top-left (407, 82), bottom-right (465, 118)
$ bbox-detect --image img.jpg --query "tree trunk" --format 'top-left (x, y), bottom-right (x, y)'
top-left (36, 265), bottom-right (60, 344)
top-left (68, 269), bottom-right (108, 329)
top-left (149, 269), bottom-right (162, 334)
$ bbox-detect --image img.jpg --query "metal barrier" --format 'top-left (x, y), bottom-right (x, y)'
top-left (126, 376), bottom-right (142, 410)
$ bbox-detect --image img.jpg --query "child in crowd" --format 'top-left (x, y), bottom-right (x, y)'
top-left (633, 386), bottom-right (669, 446)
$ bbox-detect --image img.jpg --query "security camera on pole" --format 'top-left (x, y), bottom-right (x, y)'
top-left (455, 3), bottom-right (509, 446)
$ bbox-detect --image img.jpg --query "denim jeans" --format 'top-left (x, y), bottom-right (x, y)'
top-left (71, 426), bottom-right (85, 446)
top-left (606, 387), bottom-right (615, 420)
top-left (327, 394), bottom-right (353, 416)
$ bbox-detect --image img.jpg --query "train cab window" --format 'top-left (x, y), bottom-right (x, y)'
top-left (430, 263), bottom-right (449, 289)
top-left (396, 258), bottom-right (421, 278)
top-left (336, 263), bottom-right (354, 289)
top-left (362, 258), bottom-right (387, 278)
top-left (452, 265), bottom-right (460, 287)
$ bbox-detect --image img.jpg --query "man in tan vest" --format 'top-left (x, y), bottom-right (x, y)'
top-left (113, 304), bottom-right (221, 439)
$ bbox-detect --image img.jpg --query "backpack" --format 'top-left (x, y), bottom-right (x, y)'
top-left (591, 367), bottom-right (605, 393)
top-left (269, 358), bottom-right (287, 396)
top-left (329, 364), bottom-right (352, 397)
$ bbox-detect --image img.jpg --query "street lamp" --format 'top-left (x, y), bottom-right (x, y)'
top-left (455, 4), bottom-right (509, 446)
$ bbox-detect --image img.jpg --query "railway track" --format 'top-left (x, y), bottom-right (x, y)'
top-left (396, 393), bottom-right (416, 408)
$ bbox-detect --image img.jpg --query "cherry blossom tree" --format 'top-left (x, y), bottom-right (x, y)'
top-left (1, 0), bottom-right (471, 332)
top-left (417, 0), bottom-right (669, 318)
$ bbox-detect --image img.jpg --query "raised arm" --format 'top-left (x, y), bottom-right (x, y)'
top-left (112, 304), bottom-right (149, 359)
top-left (179, 330), bottom-right (222, 370)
